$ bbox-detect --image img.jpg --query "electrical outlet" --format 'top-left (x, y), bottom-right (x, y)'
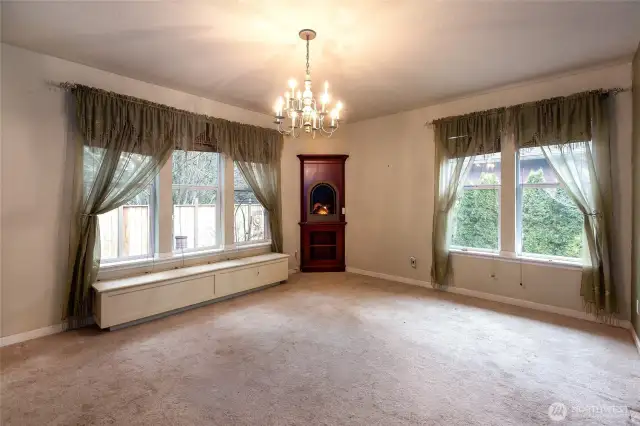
top-left (410, 256), bottom-right (417, 269)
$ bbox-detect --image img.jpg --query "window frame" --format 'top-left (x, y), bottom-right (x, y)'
top-left (171, 152), bottom-right (224, 254)
top-left (450, 154), bottom-right (502, 254)
top-left (515, 149), bottom-right (584, 262)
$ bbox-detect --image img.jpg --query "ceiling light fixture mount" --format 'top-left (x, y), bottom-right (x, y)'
top-left (273, 29), bottom-right (342, 138)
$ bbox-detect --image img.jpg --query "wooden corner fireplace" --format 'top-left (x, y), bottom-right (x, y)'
top-left (298, 154), bottom-right (348, 272)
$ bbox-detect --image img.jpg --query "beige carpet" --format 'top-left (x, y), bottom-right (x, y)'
top-left (1, 272), bottom-right (638, 425)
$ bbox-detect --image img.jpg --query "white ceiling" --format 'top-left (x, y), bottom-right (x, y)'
top-left (2, 1), bottom-right (640, 122)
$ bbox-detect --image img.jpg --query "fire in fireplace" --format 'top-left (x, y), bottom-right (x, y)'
top-left (312, 203), bottom-right (330, 215)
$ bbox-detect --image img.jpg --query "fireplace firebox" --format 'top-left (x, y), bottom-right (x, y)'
top-left (309, 182), bottom-right (338, 221)
top-left (298, 155), bottom-right (348, 272)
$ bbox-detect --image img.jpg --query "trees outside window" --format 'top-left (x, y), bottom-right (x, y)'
top-left (451, 154), bottom-right (501, 251)
top-left (518, 148), bottom-right (584, 258)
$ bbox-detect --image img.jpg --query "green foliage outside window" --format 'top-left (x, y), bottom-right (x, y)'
top-left (451, 168), bottom-right (583, 258)
top-left (521, 170), bottom-right (583, 258)
top-left (452, 173), bottom-right (499, 250)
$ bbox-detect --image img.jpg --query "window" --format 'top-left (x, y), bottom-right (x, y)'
top-left (84, 146), bottom-right (156, 263)
top-left (451, 153), bottom-right (501, 251)
top-left (517, 146), bottom-right (584, 259)
top-left (172, 151), bottom-right (221, 251)
top-left (98, 187), bottom-right (154, 261)
top-left (234, 164), bottom-right (269, 244)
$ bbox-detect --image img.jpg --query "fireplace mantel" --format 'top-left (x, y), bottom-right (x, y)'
top-left (298, 154), bottom-right (348, 272)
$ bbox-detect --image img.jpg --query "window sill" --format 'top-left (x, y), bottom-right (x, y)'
top-left (99, 241), bottom-right (272, 274)
top-left (449, 248), bottom-right (583, 270)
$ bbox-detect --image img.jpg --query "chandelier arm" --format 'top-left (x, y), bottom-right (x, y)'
top-left (277, 121), bottom-right (289, 136)
top-left (320, 127), bottom-right (335, 138)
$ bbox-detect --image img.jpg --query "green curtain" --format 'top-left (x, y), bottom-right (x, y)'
top-left (65, 91), bottom-right (174, 326)
top-left (509, 91), bottom-right (616, 315)
top-left (64, 85), bottom-right (283, 326)
top-left (217, 114), bottom-right (284, 253)
top-left (431, 111), bottom-right (504, 287)
top-left (234, 160), bottom-right (283, 253)
top-left (217, 117), bottom-right (285, 253)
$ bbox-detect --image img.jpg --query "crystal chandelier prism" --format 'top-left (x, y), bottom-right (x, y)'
top-left (273, 29), bottom-right (342, 138)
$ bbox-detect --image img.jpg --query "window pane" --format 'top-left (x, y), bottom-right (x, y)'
top-left (97, 186), bottom-right (151, 260)
top-left (521, 186), bottom-right (583, 258)
top-left (451, 188), bottom-right (499, 250)
top-left (84, 146), bottom-right (154, 200)
top-left (172, 188), bottom-right (217, 250)
top-left (518, 145), bottom-right (587, 259)
top-left (98, 209), bottom-right (119, 260)
top-left (464, 153), bottom-right (501, 185)
top-left (172, 150), bottom-right (219, 250)
top-left (122, 193), bottom-right (150, 257)
top-left (519, 148), bottom-right (559, 185)
top-left (172, 151), bottom-right (219, 186)
top-left (234, 165), bottom-right (267, 243)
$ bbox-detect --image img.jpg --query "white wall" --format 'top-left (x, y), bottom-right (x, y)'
top-left (344, 61), bottom-right (634, 319)
top-left (0, 44), bottom-right (275, 337)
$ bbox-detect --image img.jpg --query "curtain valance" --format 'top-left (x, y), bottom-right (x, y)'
top-left (508, 90), bottom-right (610, 148)
top-left (432, 109), bottom-right (505, 157)
top-left (71, 84), bottom-right (283, 163)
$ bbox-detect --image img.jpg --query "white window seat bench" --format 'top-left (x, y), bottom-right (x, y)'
top-left (92, 253), bottom-right (289, 329)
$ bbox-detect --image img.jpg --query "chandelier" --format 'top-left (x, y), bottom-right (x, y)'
top-left (273, 29), bottom-right (342, 138)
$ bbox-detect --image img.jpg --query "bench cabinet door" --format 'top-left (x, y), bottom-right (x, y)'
top-left (257, 261), bottom-right (288, 287)
top-left (214, 266), bottom-right (258, 298)
top-left (100, 275), bottom-right (214, 328)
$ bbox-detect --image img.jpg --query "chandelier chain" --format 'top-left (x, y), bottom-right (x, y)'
top-left (306, 37), bottom-right (310, 76)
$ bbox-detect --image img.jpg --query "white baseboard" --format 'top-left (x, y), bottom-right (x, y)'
top-left (0, 323), bottom-right (66, 348)
top-left (346, 267), bottom-right (632, 331)
top-left (630, 325), bottom-right (640, 356)
top-left (288, 268), bottom-right (299, 275)
top-left (346, 267), bottom-right (432, 288)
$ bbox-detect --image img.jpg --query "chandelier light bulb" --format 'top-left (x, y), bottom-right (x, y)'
top-left (274, 29), bottom-right (342, 138)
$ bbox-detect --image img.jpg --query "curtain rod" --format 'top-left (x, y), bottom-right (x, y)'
top-left (423, 87), bottom-right (631, 127)
top-left (49, 81), bottom-right (281, 134)
top-left (50, 81), bottom-right (222, 121)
